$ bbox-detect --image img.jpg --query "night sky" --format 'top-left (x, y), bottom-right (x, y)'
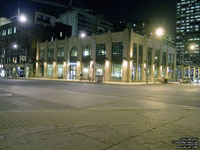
top-left (0, 0), bottom-right (176, 35)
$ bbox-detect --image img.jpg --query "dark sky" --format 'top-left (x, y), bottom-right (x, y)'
top-left (0, 0), bottom-right (176, 35)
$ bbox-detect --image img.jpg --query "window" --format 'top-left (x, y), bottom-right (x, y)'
top-left (133, 43), bottom-right (137, 62)
top-left (60, 32), bottom-right (63, 37)
top-left (112, 63), bottom-right (122, 79)
top-left (155, 50), bottom-right (160, 65)
top-left (8, 28), bottom-right (12, 35)
top-left (57, 64), bottom-right (63, 78)
top-left (71, 47), bottom-right (77, 57)
top-left (112, 42), bottom-right (123, 55)
top-left (139, 44), bottom-right (143, 64)
top-left (83, 45), bottom-right (90, 57)
top-left (47, 64), bottom-right (53, 77)
top-left (57, 48), bottom-right (64, 57)
top-left (96, 64), bottom-right (104, 76)
top-left (48, 49), bottom-right (54, 58)
top-left (13, 27), bottom-right (17, 33)
top-left (2, 30), bottom-right (6, 36)
top-left (1, 48), bottom-right (6, 55)
top-left (162, 52), bottom-right (167, 66)
top-left (96, 44), bottom-right (106, 56)
top-left (147, 47), bottom-right (152, 65)
top-left (39, 50), bottom-right (44, 58)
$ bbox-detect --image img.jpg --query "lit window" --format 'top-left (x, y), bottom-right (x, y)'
top-left (2, 30), bottom-right (6, 36)
top-left (8, 28), bottom-right (12, 35)
top-left (13, 27), bottom-right (17, 33)
top-left (83, 45), bottom-right (90, 57)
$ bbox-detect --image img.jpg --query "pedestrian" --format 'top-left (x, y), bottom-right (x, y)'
top-left (80, 73), bottom-right (83, 81)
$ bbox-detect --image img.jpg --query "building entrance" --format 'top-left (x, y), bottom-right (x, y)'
top-left (69, 65), bottom-right (76, 79)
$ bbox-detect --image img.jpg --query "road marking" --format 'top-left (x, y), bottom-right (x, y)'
top-left (0, 94), bottom-right (13, 97)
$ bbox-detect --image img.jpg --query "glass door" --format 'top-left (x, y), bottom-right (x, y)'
top-left (69, 65), bottom-right (76, 79)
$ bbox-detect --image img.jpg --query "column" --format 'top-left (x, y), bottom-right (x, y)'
top-left (44, 40), bottom-right (48, 78)
top-left (122, 29), bottom-right (131, 82)
top-left (64, 37), bottom-right (68, 79)
top-left (158, 43), bottom-right (162, 79)
top-left (36, 41), bottom-right (39, 77)
top-left (53, 39), bottom-right (58, 78)
top-left (173, 53), bottom-right (177, 82)
top-left (44, 62), bottom-right (47, 78)
top-left (193, 68), bottom-right (196, 81)
top-left (36, 62), bottom-right (39, 77)
top-left (105, 31), bottom-right (111, 82)
top-left (151, 41), bottom-right (155, 81)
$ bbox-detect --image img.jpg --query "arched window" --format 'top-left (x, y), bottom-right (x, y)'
top-left (70, 47), bottom-right (77, 57)
top-left (70, 47), bottom-right (78, 63)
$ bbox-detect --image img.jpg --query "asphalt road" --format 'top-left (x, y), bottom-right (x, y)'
top-left (0, 78), bottom-right (200, 150)
top-left (0, 78), bottom-right (200, 111)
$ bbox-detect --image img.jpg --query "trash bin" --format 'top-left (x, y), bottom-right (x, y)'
top-left (96, 75), bottom-right (103, 83)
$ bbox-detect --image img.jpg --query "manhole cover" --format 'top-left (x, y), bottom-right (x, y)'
top-left (0, 94), bottom-right (13, 97)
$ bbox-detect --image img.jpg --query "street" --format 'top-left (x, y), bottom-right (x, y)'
top-left (0, 78), bottom-right (200, 150)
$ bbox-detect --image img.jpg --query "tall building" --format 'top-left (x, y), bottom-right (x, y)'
top-left (0, 12), bottom-right (71, 78)
top-left (113, 21), bottom-right (150, 35)
top-left (176, 0), bottom-right (200, 79)
top-left (57, 9), bottom-right (113, 36)
top-left (113, 20), bottom-right (175, 47)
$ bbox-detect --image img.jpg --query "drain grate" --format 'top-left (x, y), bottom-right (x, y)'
top-left (0, 94), bottom-right (13, 97)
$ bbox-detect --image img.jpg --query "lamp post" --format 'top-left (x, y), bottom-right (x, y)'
top-left (9, 14), bottom-right (27, 22)
top-left (12, 43), bottom-right (28, 77)
top-left (79, 31), bottom-right (96, 82)
top-left (145, 27), bottom-right (165, 84)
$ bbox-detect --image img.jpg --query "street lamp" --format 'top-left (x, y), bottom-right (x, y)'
top-left (9, 14), bottom-right (27, 23)
top-left (145, 27), bottom-right (165, 84)
top-left (18, 14), bottom-right (27, 23)
top-left (11, 43), bottom-right (28, 77)
top-left (190, 44), bottom-right (196, 51)
top-left (13, 44), bottom-right (18, 49)
top-left (80, 32), bottom-right (87, 38)
top-left (79, 31), bottom-right (96, 82)
top-left (155, 27), bottom-right (165, 37)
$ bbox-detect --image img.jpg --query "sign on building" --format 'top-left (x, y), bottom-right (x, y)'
top-left (34, 12), bottom-right (56, 27)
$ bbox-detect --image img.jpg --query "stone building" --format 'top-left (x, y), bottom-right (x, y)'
top-left (36, 28), bottom-right (176, 82)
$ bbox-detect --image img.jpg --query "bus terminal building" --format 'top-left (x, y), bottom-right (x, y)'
top-left (36, 28), bottom-right (176, 82)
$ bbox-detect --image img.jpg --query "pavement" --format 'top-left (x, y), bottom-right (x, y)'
top-left (0, 78), bottom-right (199, 150)
top-left (29, 77), bottom-right (176, 86)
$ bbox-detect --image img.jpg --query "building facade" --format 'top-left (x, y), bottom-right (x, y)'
top-left (176, 0), bottom-right (200, 80)
top-left (57, 9), bottom-right (113, 36)
top-left (36, 28), bottom-right (177, 82)
top-left (0, 13), bottom-right (71, 78)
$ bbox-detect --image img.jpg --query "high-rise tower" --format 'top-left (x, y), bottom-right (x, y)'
top-left (176, 0), bottom-right (200, 66)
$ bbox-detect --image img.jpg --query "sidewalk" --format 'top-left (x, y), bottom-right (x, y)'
top-left (27, 78), bottom-right (172, 85)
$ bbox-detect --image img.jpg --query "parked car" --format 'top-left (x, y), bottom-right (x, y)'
top-left (179, 78), bottom-right (192, 84)
top-left (193, 78), bottom-right (200, 84)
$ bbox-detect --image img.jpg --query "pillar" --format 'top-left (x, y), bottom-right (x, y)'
top-left (193, 68), bottom-right (196, 81)
top-left (44, 62), bottom-right (47, 78)
top-left (173, 53), bottom-right (176, 81)
top-left (105, 31), bottom-right (112, 82)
